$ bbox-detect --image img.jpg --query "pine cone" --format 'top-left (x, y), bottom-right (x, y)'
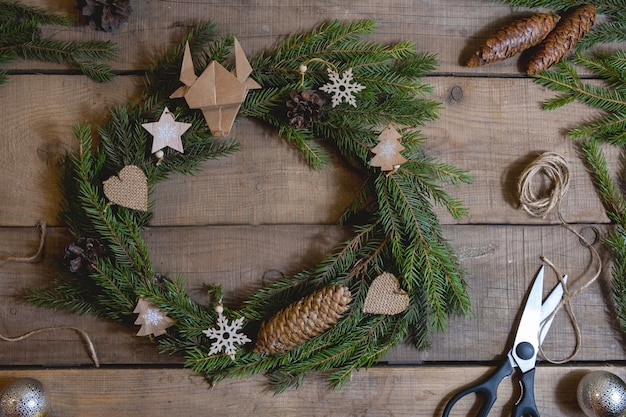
top-left (64, 238), bottom-right (105, 274)
top-left (467, 13), bottom-right (560, 67)
top-left (76, 0), bottom-right (132, 32)
top-left (285, 90), bottom-right (323, 128)
top-left (254, 285), bottom-right (351, 355)
top-left (526, 4), bottom-right (596, 75)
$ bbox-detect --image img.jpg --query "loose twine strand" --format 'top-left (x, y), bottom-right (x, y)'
top-left (0, 326), bottom-right (100, 367)
top-left (0, 221), bottom-right (47, 263)
top-left (0, 221), bottom-right (100, 367)
top-left (517, 151), bottom-right (602, 364)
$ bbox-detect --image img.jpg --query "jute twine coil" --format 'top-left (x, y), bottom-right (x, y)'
top-left (517, 151), bottom-right (602, 364)
top-left (0, 221), bottom-right (100, 367)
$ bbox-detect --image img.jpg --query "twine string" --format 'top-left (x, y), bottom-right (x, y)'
top-left (517, 151), bottom-right (602, 364)
top-left (299, 57), bottom-right (338, 85)
top-left (0, 326), bottom-right (100, 367)
top-left (0, 221), bottom-right (100, 366)
top-left (0, 221), bottom-right (47, 263)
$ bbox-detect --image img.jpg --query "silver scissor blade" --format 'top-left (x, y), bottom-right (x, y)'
top-left (511, 266), bottom-right (544, 373)
top-left (539, 275), bottom-right (567, 345)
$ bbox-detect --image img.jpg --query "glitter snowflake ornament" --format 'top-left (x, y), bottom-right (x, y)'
top-left (203, 305), bottom-right (251, 360)
top-left (133, 298), bottom-right (176, 337)
top-left (319, 68), bottom-right (365, 107)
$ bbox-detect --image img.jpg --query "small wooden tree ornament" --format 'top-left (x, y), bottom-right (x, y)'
top-left (370, 125), bottom-right (407, 171)
top-left (133, 298), bottom-right (175, 337)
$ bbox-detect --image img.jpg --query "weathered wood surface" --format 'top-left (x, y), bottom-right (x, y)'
top-left (0, 0), bottom-right (624, 416)
top-left (0, 365), bottom-right (615, 416)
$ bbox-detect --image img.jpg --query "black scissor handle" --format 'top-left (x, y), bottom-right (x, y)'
top-left (512, 368), bottom-right (540, 417)
top-left (442, 360), bottom-right (514, 417)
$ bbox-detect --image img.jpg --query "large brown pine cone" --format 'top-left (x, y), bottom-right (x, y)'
top-left (467, 13), bottom-right (560, 67)
top-left (526, 4), bottom-right (596, 75)
top-left (254, 285), bottom-right (352, 355)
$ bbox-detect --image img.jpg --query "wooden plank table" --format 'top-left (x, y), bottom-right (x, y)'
top-left (1, 1), bottom-right (624, 415)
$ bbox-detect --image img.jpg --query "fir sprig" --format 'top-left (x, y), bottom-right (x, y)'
top-left (28, 20), bottom-right (471, 392)
top-left (533, 53), bottom-right (626, 144)
top-left (0, 0), bottom-right (116, 83)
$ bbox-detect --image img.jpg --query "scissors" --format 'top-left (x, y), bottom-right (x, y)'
top-left (442, 266), bottom-right (566, 417)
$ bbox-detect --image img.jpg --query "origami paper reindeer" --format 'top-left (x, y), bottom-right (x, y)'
top-left (170, 38), bottom-right (261, 136)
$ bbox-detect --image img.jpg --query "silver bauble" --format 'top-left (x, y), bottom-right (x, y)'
top-left (577, 371), bottom-right (626, 417)
top-left (0, 378), bottom-right (48, 417)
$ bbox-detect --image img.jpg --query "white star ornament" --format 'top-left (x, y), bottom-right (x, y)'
top-left (142, 107), bottom-right (192, 154)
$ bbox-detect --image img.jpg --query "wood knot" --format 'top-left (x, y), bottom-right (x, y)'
top-left (449, 85), bottom-right (464, 102)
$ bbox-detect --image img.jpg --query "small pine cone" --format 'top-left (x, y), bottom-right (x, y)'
top-left (526, 4), bottom-right (596, 75)
top-left (285, 90), bottom-right (323, 128)
top-left (76, 0), bottom-right (132, 32)
top-left (254, 285), bottom-right (351, 355)
top-left (467, 13), bottom-right (560, 67)
top-left (64, 237), bottom-right (105, 274)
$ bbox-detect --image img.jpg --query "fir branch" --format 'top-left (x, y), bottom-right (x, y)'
top-left (277, 125), bottom-right (329, 169)
top-left (577, 20), bottom-right (626, 50)
top-left (578, 138), bottom-right (626, 224)
top-left (0, 1), bottom-right (72, 26)
top-left (534, 53), bottom-right (626, 145)
top-left (607, 225), bottom-right (626, 331)
top-left (26, 266), bottom-right (100, 316)
top-left (0, 1), bottom-right (116, 83)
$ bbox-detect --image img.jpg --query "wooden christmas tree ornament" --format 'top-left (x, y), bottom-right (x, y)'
top-left (102, 165), bottom-right (148, 211)
top-left (466, 13), bottom-right (560, 67)
top-left (370, 125), bottom-right (407, 171)
top-left (526, 4), bottom-right (596, 75)
top-left (363, 272), bottom-right (409, 315)
top-left (133, 298), bottom-right (176, 337)
top-left (254, 285), bottom-right (352, 355)
top-left (170, 38), bottom-right (261, 136)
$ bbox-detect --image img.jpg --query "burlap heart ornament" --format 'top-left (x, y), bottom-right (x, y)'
top-left (363, 272), bottom-right (409, 315)
top-left (103, 165), bottom-right (148, 211)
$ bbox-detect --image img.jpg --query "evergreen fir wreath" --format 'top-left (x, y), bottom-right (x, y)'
top-left (27, 20), bottom-right (473, 392)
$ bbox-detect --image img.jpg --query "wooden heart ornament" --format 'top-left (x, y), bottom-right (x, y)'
top-left (363, 272), bottom-right (409, 315)
top-left (103, 165), bottom-right (148, 211)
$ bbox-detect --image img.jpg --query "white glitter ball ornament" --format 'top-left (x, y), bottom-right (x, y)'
top-left (577, 371), bottom-right (626, 417)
